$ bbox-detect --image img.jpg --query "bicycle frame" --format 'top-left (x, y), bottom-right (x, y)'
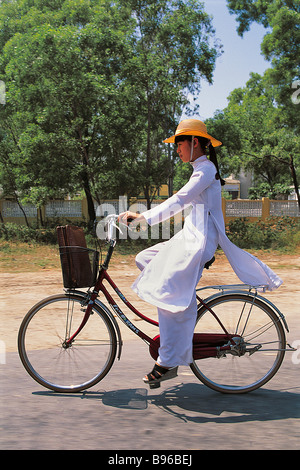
top-left (64, 239), bottom-right (248, 361)
top-left (62, 213), bottom-right (292, 361)
top-left (65, 240), bottom-right (159, 349)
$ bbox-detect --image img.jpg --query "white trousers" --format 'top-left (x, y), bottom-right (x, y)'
top-left (135, 225), bottom-right (218, 368)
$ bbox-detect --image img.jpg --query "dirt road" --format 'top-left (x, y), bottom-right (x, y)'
top-left (1, 250), bottom-right (299, 352)
top-left (1, 251), bottom-right (299, 451)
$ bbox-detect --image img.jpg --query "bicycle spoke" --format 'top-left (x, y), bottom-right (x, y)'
top-left (18, 294), bottom-right (117, 392)
top-left (243, 319), bottom-right (280, 343)
top-left (191, 293), bottom-right (285, 393)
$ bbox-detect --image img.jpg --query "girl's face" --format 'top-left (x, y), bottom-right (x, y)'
top-left (176, 139), bottom-right (193, 163)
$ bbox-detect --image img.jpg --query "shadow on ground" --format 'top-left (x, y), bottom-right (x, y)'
top-left (33, 382), bottom-right (300, 424)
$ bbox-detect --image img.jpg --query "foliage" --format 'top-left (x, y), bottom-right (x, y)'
top-left (0, 219), bottom-right (94, 244)
top-left (227, 0), bottom-right (300, 129)
top-left (206, 71), bottom-right (300, 197)
top-left (2, 215), bottom-right (300, 254)
top-left (202, 1), bottom-right (300, 200)
top-left (0, 222), bottom-right (57, 243)
top-left (248, 182), bottom-right (293, 200)
top-left (0, 0), bottom-right (221, 224)
top-left (226, 216), bottom-right (300, 251)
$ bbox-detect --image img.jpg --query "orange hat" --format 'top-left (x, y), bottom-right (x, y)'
top-left (163, 119), bottom-right (222, 147)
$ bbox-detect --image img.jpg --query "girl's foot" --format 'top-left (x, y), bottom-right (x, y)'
top-left (143, 363), bottom-right (178, 389)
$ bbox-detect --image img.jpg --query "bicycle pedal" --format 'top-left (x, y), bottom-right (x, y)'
top-left (149, 382), bottom-right (161, 389)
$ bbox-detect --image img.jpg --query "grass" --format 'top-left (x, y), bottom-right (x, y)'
top-left (0, 241), bottom-right (61, 273)
top-left (0, 240), bottom-right (138, 273)
top-left (1, 217), bottom-right (299, 273)
top-left (1, 239), bottom-right (299, 274)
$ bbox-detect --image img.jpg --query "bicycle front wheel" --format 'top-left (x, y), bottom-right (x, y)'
top-left (18, 293), bottom-right (117, 393)
top-left (191, 293), bottom-right (286, 394)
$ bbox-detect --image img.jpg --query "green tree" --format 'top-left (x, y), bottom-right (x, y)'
top-left (227, 0), bottom-right (300, 129)
top-left (226, 0), bottom-right (300, 205)
top-left (122, 0), bottom-right (222, 208)
top-left (0, 0), bottom-right (139, 224)
top-left (206, 71), bottom-right (300, 201)
top-left (0, 0), bottom-right (221, 224)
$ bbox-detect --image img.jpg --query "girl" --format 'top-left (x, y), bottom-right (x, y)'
top-left (119, 119), bottom-right (282, 388)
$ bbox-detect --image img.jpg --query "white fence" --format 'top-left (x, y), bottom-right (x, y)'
top-left (225, 200), bottom-right (262, 218)
top-left (225, 199), bottom-right (299, 219)
top-left (270, 200), bottom-right (300, 217)
top-left (1, 200), bottom-right (83, 218)
top-left (1, 197), bottom-right (299, 222)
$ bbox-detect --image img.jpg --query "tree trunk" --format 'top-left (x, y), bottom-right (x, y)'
top-left (15, 194), bottom-right (30, 227)
top-left (81, 170), bottom-right (96, 227)
top-left (289, 155), bottom-right (300, 211)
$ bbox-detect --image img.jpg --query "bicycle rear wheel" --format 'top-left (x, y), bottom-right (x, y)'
top-left (18, 293), bottom-right (117, 393)
top-left (191, 293), bottom-right (286, 394)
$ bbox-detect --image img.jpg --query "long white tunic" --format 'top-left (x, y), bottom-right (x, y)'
top-left (132, 156), bottom-right (282, 313)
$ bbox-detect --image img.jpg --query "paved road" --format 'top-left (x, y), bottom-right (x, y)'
top-left (0, 340), bottom-right (299, 451)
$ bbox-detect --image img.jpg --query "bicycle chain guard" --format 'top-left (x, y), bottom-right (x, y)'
top-left (149, 333), bottom-right (243, 361)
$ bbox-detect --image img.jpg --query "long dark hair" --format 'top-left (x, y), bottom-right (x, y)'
top-left (175, 135), bottom-right (225, 186)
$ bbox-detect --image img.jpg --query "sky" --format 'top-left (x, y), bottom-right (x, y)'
top-left (182, 0), bottom-right (270, 121)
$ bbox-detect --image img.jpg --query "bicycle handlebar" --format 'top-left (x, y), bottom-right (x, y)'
top-left (97, 214), bottom-right (135, 243)
top-left (98, 214), bottom-right (136, 269)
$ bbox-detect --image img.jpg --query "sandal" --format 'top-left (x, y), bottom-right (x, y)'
top-left (143, 363), bottom-right (178, 389)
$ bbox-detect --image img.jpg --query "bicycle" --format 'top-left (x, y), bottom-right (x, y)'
top-left (18, 215), bottom-right (295, 394)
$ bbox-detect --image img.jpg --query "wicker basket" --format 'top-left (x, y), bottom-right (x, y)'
top-left (57, 225), bottom-right (99, 289)
top-left (59, 246), bottom-right (99, 289)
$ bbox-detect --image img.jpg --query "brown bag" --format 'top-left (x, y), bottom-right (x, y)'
top-left (57, 225), bottom-right (99, 288)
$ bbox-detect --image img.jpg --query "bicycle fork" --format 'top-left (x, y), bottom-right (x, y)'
top-left (62, 293), bottom-right (95, 349)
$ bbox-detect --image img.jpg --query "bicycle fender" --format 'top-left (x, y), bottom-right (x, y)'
top-left (198, 289), bottom-right (289, 332)
top-left (251, 293), bottom-right (289, 332)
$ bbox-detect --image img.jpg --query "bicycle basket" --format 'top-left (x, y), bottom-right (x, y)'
top-left (57, 225), bottom-right (99, 289)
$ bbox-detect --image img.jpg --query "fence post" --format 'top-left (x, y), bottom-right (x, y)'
top-left (222, 198), bottom-right (226, 222)
top-left (262, 197), bottom-right (270, 220)
top-left (41, 204), bottom-right (46, 225)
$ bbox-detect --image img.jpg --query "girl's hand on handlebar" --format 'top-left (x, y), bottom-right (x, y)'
top-left (118, 211), bottom-right (145, 227)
